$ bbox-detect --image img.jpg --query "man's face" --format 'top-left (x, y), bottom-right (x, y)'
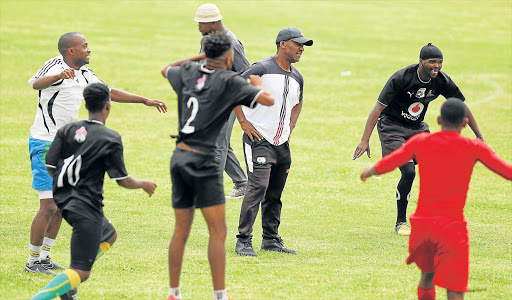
top-left (70, 35), bottom-right (91, 66)
top-left (284, 39), bottom-right (305, 63)
top-left (420, 58), bottom-right (443, 78)
top-left (198, 22), bottom-right (216, 36)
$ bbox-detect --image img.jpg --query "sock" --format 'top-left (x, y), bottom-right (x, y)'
top-left (95, 241), bottom-right (111, 262)
top-left (30, 269), bottom-right (81, 300)
top-left (396, 162), bottom-right (415, 224)
top-left (418, 286), bottom-right (435, 300)
top-left (213, 289), bottom-right (228, 300)
top-left (169, 287), bottom-right (183, 299)
top-left (28, 244), bottom-right (42, 265)
top-left (40, 237), bottom-right (55, 260)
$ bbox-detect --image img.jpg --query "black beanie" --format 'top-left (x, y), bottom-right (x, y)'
top-left (420, 43), bottom-right (443, 60)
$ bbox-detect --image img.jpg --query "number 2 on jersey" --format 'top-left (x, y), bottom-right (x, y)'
top-left (182, 97), bottom-right (199, 134)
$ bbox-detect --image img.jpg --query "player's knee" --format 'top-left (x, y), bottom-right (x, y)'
top-left (40, 199), bottom-right (58, 216)
top-left (400, 163), bottom-right (416, 181)
top-left (209, 221), bottom-right (227, 240)
top-left (420, 271), bottom-right (435, 285)
top-left (173, 226), bottom-right (192, 241)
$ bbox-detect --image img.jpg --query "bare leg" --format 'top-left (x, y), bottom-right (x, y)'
top-left (73, 269), bottom-right (91, 282)
top-left (45, 208), bottom-right (63, 239)
top-left (417, 272), bottom-right (436, 300)
top-left (201, 204), bottom-right (227, 290)
top-left (419, 271), bottom-right (435, 289)
top-left (447, 290), bottom-right (464, 300)
top-left (168, 208), bottom-right (195, 288)
top-left (30, 198), bottom-right (60, 245)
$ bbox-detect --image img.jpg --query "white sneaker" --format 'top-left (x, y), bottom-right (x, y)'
top-left (225, 186), bottom-right (246, 199)
top-left (395, 222), bottom-right (411, 236)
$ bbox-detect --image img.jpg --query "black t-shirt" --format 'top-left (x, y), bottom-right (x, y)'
top-left (378, 64), bottom-right (465, 123)
top-left (166, 61), bottom-right (261, 153)
top-left (46, 120), bottom-right (128, 219)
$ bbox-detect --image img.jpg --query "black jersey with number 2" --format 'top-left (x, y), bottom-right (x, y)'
top-left (166, 61), bottom-right (261, 153)
top-left (45, 120), bottom-right (129, 219)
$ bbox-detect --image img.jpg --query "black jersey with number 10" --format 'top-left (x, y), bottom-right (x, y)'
top-left (166, 61), bottom-right (261, 153)
top-left (45, 120), bottom-right (129, 219)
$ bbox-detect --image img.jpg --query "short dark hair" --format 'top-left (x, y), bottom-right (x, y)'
top-left (441, 98), bottom-right (466, 127)
top-left (58, 32), bottom-right (82, 56)
top-left (83, 83), bottom-right (110, 113)
top-left (204, 33), bottom-right (232, 59)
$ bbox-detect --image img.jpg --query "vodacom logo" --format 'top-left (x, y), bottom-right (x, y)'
top-left (408, 102), bottom-right (424, 117)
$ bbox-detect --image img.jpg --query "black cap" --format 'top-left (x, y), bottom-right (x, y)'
top-left (276, 27), bottom-right (313, 46)
top-left (420, 43), bottom-right (443, 60)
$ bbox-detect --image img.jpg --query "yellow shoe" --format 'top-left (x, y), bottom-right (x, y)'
top-left (395, 222), bottom-right (411, 236)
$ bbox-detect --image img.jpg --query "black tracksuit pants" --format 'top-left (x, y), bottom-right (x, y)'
top-left (237, 133), bottom-right (291, 240)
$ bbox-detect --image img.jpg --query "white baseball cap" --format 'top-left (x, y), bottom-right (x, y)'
top-left (194, 3), bottom-right (223, 23)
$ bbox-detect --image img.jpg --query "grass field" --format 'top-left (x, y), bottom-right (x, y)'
top-left (1, 0), bottom-right (511, 299)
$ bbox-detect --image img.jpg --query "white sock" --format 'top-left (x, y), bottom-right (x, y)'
top-left (169, 287), bottom-right (183, 299)
top-left (28, 243), bottom-right (41, 264)
top-left (213, 289), bottom-right (228, 300)
top-left (40, 237), bottom-right (55, 260)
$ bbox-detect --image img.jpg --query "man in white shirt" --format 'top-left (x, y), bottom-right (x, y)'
top-left (234, 28), bottom-right (313, 256)
top-left (26, 32), bottom-right (166, 274)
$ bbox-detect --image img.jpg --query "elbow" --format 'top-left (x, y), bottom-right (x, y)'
top-left (161, 67), bottom-right (167, 78)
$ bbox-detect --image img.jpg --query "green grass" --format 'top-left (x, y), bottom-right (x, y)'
top-left (1, 0), bottom-right (511, 299)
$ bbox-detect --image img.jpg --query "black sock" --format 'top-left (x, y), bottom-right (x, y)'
top-left (396, 162), bottom-right (415, 224)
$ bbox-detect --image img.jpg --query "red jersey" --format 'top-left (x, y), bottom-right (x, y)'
top-left (374, 131), bottom-right (512, 220)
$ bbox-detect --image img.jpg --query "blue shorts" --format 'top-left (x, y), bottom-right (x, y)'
top-left (29, 136), bottom-right (53, 191)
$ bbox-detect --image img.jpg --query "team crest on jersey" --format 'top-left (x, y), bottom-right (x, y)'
top-left (415, 88), bottom-right (426, 99)
top-left (408, 102), bottom-right (424, 117)
top-left (74, 126), bottom-right (87, 143)
top-left (195, 75), bottom-right (207, 91)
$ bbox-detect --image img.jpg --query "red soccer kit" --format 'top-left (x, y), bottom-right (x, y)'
top-left (374, 130), bottom-right (512, 292)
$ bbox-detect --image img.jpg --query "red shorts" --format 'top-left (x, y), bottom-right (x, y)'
top-left (406, 214), bottom-right (469, 292)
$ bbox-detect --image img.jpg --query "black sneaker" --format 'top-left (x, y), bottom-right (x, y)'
top-left (25, 261), bottom-right (56, 275)
top-left (235, 238), bottom-right (257, 256)
top-left (60, 288), bottom-right (78, 300)
top-left (261, 238), bottom-right (297, 254)
top-left (41, 257), bottom-right (67, 270)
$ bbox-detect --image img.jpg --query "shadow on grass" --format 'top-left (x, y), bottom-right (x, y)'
top-left (467, 288), bottom-right (487, 293)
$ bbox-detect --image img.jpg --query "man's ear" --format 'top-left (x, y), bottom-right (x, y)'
top-left (437, 115), bottom-right (442, 125)
top-left (460, 117), bottom-right (469, 129)
top-left (105, 101), bottom-right (111, 112)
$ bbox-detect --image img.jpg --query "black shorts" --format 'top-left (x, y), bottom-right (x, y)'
top-left (377, 115), bottom-right (429, 157)
top-left (62, 207), bottom-right (116, 271)
top-left (170, 147), bottom-right (225, 209)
